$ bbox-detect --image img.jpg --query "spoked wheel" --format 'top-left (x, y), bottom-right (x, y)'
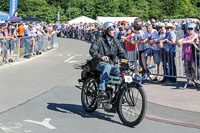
top-left (117, 84), bottom-right (147, 127)
top-left (81, 77), bottom-right (98, 112)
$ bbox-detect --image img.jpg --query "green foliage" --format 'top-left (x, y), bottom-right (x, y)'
top-left (66, 7), bottom-right (82, 20)
top-left (0, 0), bottom-right (200, 23)
top-left (131, 0), bottom-right (150, 20)
top-left (0, 0), bottom-right (9, 12)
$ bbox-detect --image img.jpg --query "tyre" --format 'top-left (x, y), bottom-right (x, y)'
top-left (117, 84), bottom-right (147, 127)
top-left (81, 77), bottom-right (98, 112)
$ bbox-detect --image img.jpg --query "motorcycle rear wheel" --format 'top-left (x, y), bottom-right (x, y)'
top-left (81, 77), bottom-right (98, 112)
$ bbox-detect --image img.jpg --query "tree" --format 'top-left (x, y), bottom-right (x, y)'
top-left (0, 0), bottom-right (9, 13)
top-left (130, 0), bottom-right (150, 20)
top-left (0, 0), bottom-right (200, 22)
top-left (17, 0), bottom-right (66, 23)
top-left (148, 0), bottom-right (163, 20)
top-left (66, 7), bottom-right (82, 20)
top-left (174, 0), bottom-right (195, 18)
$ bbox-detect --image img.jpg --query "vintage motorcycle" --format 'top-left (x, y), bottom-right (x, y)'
top-left (76, 59), bottom-right (147, 127)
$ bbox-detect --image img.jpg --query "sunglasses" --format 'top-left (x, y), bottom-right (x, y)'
top-left (165, 27), bottom-right (171, 29)
top-left (188, 28), bottom-right (194, 30)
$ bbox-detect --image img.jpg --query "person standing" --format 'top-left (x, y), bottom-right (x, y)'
top-left (151, 19), bottom-right (158, 30)
top-left (17, 23), bottom-right (26, 50)
top-left (177, 24), bottom-right (199, 85)
top-left (4, 23), bottom-right (16, 62)
top-left (153, 23), bottom-right (166, 81)
top-left (17, 23), bottom-right (25, 38)
top-left (0, 25), bottom-right (5, 64)
top-left (141, 24), bottom-right (158, 73)
top-left (24, 24), bottom-right (35, 58)
top-left (117, 26), bottom-right (126, 52)
top-left (123, 26), bottom-right (136, 63)
top-left (160, 23), bottom-right (177, 84)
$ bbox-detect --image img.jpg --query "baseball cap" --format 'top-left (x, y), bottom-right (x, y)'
top-left (125, 26), bottom-right (132, 30)
top-left (158, 23), bottom-right (165, 28)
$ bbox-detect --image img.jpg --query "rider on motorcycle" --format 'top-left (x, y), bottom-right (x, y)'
top-left (89, 22), bottom-right (127, 97)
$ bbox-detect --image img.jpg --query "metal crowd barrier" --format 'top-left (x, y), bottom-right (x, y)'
top-left (0, 38), bottom-right (19, 63)
top-left (127, 42), bottom-right (200, 88)
top-left (0, 34), bottom-right (56, 64)
top-left (61, 29), bottom-right (99, 42)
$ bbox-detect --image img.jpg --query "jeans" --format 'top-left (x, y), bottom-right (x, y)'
top-left (144, 48), bottom-right (154, 56)
top-left (153, 50), bottom-right (161, 64)
top-left (39, 38), bottom-right (43, 52)
top-left (96, 62), bottom-right (120, 91)
top-left (6, 40), bottom-right (15, 51)
top-left (162, 51), bottom-right (177, 82)
top-left (25, 39), bottom-right (31, 55)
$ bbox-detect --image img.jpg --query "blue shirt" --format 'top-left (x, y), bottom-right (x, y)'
top-left (57, 25), bottom-right (61, 30)
top-left (24, 28), bottom-right (33, 36)
top-left (106, 35), bottom-right (113, 47)
top-left (142, 29), bottom-right (158, 50)
top-left (164, 31), bottom-right (176, 52)
top-left (117, 32), bottom-right (126, 40)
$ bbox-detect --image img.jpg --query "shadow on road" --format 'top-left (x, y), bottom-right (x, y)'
top-left (47, 103), bottom-right (123, 126)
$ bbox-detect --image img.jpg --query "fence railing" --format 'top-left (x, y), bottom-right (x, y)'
top-left (124, 42), bottom-right (200, 88)
top-left (58, 28), bottom-right (200, 88)
top-left (0, 34), bottom-right (57, 64)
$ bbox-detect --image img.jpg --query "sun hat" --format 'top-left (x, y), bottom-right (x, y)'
top-left (165, 23), bottom-right (174, 28)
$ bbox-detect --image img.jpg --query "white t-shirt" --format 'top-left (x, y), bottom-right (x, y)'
top-left (142, 29), bottom-right (158, 50)
top-left (134, 30), bottom-right (144, 51)
top-left (154, 32), bottom-right (166, 50)
top-left (78, 25), bottom-right (83, 30)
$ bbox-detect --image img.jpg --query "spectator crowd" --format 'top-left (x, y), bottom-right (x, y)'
top-left (0, 22), bottom-right (58, 64)
top-left (58, 18), bottom-right (200, 86)
top-left (0, 18), bottom-right (200, 86)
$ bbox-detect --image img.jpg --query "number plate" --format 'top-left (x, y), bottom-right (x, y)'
top-left (124, 75), bottom-right (133, 83)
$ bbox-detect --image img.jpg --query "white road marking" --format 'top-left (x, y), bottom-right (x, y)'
top-left (0, 122), bottom-right (22, 133)
top-left (56, 107), bottom-right (72, 114)
top-left (24, 118), bottom-right (56, 130)
top-left (64, 56), bottom-right (76, 62)
top-left (64, 56), bottom-right (79, 63)
top-left (0, 126), bottom-right (13, 133)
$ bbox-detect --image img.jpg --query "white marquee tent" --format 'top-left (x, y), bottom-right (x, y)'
top-left (67, 16), bottom-right (97, 24)
top-left (96, 16), bottom-right (138, 24)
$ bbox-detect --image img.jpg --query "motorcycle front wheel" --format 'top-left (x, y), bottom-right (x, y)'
top-left (117, 83), bottom-right (147, 127)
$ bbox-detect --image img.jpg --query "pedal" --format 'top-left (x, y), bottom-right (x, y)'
top-left (98, 97), bottom-right (110, 103)
top-left (97, 103), bottom-right (103, 109)
top-left (103, 103), bottom-right (112, 110)
top-left (103, 103), bottom-right (116, 113)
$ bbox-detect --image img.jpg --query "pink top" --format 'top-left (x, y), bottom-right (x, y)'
top-left (3, 29), bottom-right (12, 36)
top-left (182, 34), bottom-right (195, 61)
